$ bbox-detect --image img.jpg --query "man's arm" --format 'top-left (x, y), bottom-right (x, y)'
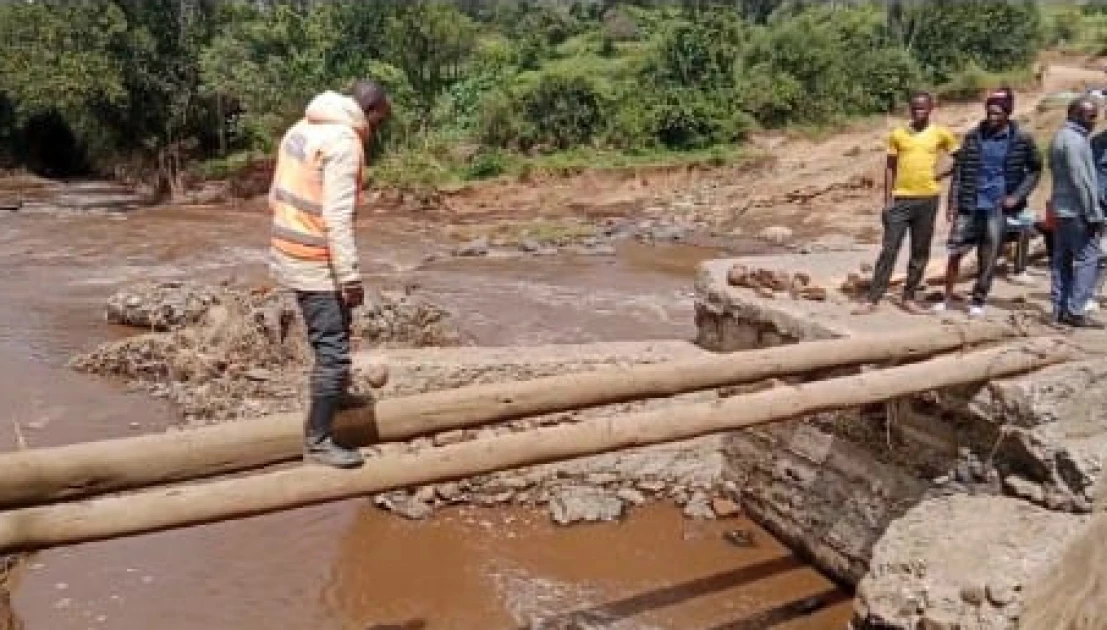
top-left (1071, 137), bottom-right (1101, 223)
top-left (321, 135), bottom-right (363, 294)
top-left (883, 155), bottom-right (897, 207)
top-left (1010, 134), bottom-right (1043, 203)
top-left (947, 151), bottom-right (962, 220)
top-left (1085, 143), bottom-right (1106, 224)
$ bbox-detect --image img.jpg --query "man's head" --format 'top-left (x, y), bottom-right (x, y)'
top-left (350, 79), bottom-right (391, 130)
top-left (1068, 96), bottom-right (1099, 132)
top-left (908, 92), bottom-right (934, 127)
top-left (984, 88), bottom-right (1014, 131)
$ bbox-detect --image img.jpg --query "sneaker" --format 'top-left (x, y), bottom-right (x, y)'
top-left (931, 302), bottom-right (949, 314)
top-left (1086, 300), bottom-right (1101, 314)
top-left (304, 436), bottom-right (365, 469)
top-left (968, 305), bottom-right (986, 319)
top-left (1009, 272), bottom-right (1034, 286)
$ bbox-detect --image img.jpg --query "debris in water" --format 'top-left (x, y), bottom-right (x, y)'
top-left (723, 529), bottom-right (756, 548)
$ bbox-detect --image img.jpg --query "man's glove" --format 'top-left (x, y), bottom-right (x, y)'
top-left (340, 281), bottom-right (365, 308)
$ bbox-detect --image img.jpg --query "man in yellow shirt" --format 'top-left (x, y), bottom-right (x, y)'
top-left (856, 92), bottom-right (959, 314)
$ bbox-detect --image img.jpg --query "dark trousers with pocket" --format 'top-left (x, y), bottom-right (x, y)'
top-left (296, 291), bottom-right (352, 439)
top-left (947, 211), bottom-right (1004, 306)
top-left (867, 196), bottom-right (940, 304)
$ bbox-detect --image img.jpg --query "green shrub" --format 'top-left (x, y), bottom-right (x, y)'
top-left (479, 71), bottom-right (610, 152)
top-left (464, 148), bottom-right (510, 180)
top-left (904, 0), bottom-right (1042, 82)
top-left (933, 64), bottom-right (1035, 103)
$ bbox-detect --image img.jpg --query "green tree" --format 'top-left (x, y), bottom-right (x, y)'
top-left (0, 0), bottom-right (130, 168)
top-left (900, 0), bottom-right (1042, 81)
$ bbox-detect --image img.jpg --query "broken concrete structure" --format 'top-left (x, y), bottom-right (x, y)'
top-left (694, 250), bottom-right (1107, 629)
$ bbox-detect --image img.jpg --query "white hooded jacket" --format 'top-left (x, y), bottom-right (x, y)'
top-left (269, 91), bottom-right (368, 293)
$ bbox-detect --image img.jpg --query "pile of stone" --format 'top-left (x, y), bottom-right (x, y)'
top-left (726, 263), bottom-right (828, 301)
top-left (370, 393), bottom-right (742, 525)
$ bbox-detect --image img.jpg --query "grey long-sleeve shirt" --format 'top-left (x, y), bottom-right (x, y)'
top-left (1049, 121), bottom-right (1103, 223)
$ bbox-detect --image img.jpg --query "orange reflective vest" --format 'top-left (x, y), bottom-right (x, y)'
top-left (269, 121), bottom-right (364, 261)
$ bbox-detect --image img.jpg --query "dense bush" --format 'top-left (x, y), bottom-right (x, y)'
top-left (0, 0), bottom-right (1049, 188)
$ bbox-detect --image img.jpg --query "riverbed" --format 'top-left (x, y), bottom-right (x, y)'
top-left (0, 198), bottom-right (851, 629)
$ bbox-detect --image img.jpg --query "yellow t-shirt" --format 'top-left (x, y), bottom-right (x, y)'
top-left (887, 124), bottom-right (959, 197)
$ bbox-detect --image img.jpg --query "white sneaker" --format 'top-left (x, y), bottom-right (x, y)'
top-left (968, 305), bottom-right (986, 318)
top-left (931, 302), bottom-right (949, 314)
top-left (1009, 272), bottom-right (1034, 286)
top-left (1086, 300), bottom-right (1101, 313)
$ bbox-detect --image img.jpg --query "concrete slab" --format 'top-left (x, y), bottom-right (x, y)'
top-left (696, 244), bottom-right (1107, 348)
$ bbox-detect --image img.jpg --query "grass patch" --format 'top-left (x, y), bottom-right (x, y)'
top-left (193, 151), bottom-right (265, 180)
top-left (933, 64), bottom-right (1038, 103)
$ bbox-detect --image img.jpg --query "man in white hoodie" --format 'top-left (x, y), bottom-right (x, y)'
top-left (269, 80), bottom-right (391, 468)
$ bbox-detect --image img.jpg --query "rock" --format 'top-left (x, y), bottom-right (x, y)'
top-left (243, 368), bottom-right (275, 382)
top-left (413, 485), bottom-right (437, 505)
top-left (585, 472), bottom-right (620, 486)
top-left (759, 225), bottom-right (793, 244)
top-left (454, 237), bottom-right (490, 257)
top-left (649, 226), bottom-right (688, 242)
top-left (793, 596), bottom-right (823, 615)
top-left (436, 482), bottom-right (463, 502)
top-left (969, 460), bottom-right (988, 483)
top-left (1044, 487), bottom-right (1074, 512)
top-left (374, 492), bottom-right (434, 520)
top-left (104, 281), bottom-right (222, 331)
top-left (918, 610), bottom-right (961, 630)
top-left (616, 488), bottom-right (647, 506)
top-left (856, 496), bottom-right (1088, 630)
top-left (723, 529), bottom-right (756, 548)
top-left (683, 491), bottom-right (716, 520)
top-left (954, 463), bottom-right (973, 485)
top-left (986, 579), bottom-right (1019, 607)
top-left (1004, 476), bottom-right (1044, 504)
top-left (711, 497), bottom-right (741, 518)
top-left (588, 244), bottom-right (617, 257)
top-left (960, 584), bottom-right (985, 606)
top-left (548, 486), bottom-right (625, 526)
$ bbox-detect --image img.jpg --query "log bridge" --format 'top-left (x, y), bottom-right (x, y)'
top-left (0, 324), bottom-right (1081, 553)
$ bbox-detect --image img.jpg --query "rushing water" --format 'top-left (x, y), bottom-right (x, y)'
top-left (0, 200), bottom-right (851, 629)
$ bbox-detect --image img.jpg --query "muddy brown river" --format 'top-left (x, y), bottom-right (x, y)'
top-left (0, 199), bottom-right (851, 629)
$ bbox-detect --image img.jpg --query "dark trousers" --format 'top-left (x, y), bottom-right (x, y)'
top-left (1051, 218), bottom-right (1102, 317)
top-left (948, 212), bottom-right (1004, 306)
top-left (867, 196), bottom-right (940, 304)
top-left (296, 291), bottom-right (352, 438)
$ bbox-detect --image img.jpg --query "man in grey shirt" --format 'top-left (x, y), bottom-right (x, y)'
top-left (1048, 97), bottom-right (1105, 327)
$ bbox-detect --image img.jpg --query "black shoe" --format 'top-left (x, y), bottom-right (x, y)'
top-left (1062, 312), bottom-right (1106, 329)
top-left (304, 436), bottom-right (365, 469)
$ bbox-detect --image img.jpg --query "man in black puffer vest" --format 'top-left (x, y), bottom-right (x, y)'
top-left (934, 88), bottom-right (1042, 318)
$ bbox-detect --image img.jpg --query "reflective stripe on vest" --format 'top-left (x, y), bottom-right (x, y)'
top-left (270, 124), bottom-right (329, 261)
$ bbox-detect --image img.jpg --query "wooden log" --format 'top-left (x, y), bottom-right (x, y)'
top-left (0, 337), bottom-right (1077, 553)
top-left (0, 324), bottom-right (1017, 509)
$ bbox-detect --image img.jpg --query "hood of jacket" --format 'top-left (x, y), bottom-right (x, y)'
top-left (304, 91), bottom-right (368, 136)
